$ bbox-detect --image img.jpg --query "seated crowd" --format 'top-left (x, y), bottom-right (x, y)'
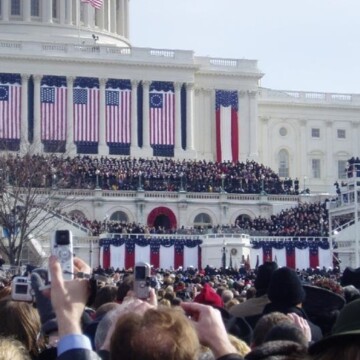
top-left (0, 154), bottom-right (300, 194)
top-left (0, 257), bottom-right (360, 360)
top-left (65, 201), bottom-right (330, 237)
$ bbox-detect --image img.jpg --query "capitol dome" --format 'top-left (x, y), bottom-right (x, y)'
top-left (0, 0), bottom-right (130, 47)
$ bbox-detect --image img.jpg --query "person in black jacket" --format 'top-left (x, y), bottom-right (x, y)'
top-left (262, 267), bottom-right (323, 343)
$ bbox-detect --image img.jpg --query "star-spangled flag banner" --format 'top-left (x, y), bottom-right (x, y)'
top-left (215, 90), bottom-right (239, 162)
top-left (149, 91), bottom-right (175, 146)
top-left (0, 84), bottom-right (21, 140)
top-left (106, 89), bottom-right (131, 144)
top-left (81, 0), bottom-right (103, 9)
top-left (41, 85), bottom-right (67, 141)
top-left (73, 87), bottom-right (99, 142)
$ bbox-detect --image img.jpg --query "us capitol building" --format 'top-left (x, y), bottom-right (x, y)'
top-left (0, 0), bottom-right (359, 269)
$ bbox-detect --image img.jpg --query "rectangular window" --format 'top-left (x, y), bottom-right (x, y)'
top-left (312, 159), bottom-right (321, 178)
top-left (337, 129), bottom-right (346, 139)
top-left (278, 166), bottom-right (289, 178)
top-left (311, 128), bottom-right (320, 138)
top-left (52, 0), bottom-right (58, 19)
top-left (338, 160), bottom-right (347, 179)
top-left (31, 0), bottom-right (40, 17)
top-left (11, 0), bottom-right (21, 16)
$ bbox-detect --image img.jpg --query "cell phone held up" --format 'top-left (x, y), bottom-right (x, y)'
top-left (134, 262), bottom-right (151, 299)
top-left (49, 230), bottom-right (74, 281)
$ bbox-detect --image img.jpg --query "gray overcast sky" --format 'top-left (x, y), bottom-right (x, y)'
top-left (130, 0), bottom-right (360, 94)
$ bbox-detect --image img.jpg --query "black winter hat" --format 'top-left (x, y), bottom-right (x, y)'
top-left (268, 267), bottom-right (305, 306)
top-left (254, 261), bottom-right (278, 293)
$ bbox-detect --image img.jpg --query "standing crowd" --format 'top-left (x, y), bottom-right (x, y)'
top-left (0, 257), bottom-right (360, 359)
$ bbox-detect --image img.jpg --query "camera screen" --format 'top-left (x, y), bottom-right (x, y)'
top-left (56, 230), bottom-right (70, 245)
top-left (15, 284), bottom-right (28, 294)
top-left (135, 266), bottom-right (146, 280)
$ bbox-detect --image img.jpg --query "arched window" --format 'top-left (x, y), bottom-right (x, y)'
top-left (235, 214), bottom-right (252, 230)
top-left (110, 211), bottom-right (128, 222)
top-left (278, 149), bottom-right (289, 178)
top-left (194, 213), bottom-right (212, 227)
top-left (68, 210), bottom-right (86, 221)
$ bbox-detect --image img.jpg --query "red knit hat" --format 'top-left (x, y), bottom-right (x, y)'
top-left (194, 283), bottom-right (224, 308)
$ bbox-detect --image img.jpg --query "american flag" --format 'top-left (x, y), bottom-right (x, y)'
top-left (81, 0), bottom-right (103, 9)
top-left (149, 91), bottom-right (175, 146)
top-left (106, 89), bottom-right (131, 144)
top-left (73, 87), bottom-right (99, 142)
top-left (0, 83), bottom-right (21, 140)
top-left (215, 90), bottom-right (239, 162)
top-left (41, 85), bottom-right (67, 141)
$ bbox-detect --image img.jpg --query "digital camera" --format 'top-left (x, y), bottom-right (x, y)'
top-left (134, 262), bottom-right (151, 299)
top-left (50, 230), bottom-right (74, 281)
top-left (11, 276), bottom-right (32, 302)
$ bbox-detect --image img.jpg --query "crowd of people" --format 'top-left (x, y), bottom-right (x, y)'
top-left (0, 257), bottom-right (360, 359)
top-left (65, 201), bottom-right (330, 237)
top-left (0, 154), bottom-right (302, 194)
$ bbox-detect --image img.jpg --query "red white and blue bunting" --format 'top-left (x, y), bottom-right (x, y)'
top-left (250, 238), bottom-right (331, 270)
top-left (99, 236), bottom-right (202, 270)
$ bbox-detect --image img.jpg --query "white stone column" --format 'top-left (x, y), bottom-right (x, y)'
top-left (66, 76), bottom-right (74, 154)
top-left (352, 122), bottom-right (359, 157)
top-left (110, 0), bottom-right (117, 33)
top-left (96, 1), bottom-right (104, 30)
top-left (83, 2), bottom-right (90, 27)
top-left (20, 74), bottom-right (29, 152)
top-left (130, 80), bottom-right (139, 150)
top-left (195, 87), bottom-right (212, 158)
top-left (142, 81), bottom-right (150, 149)
top-left (248, 90), bottom-right (259, 160)
top-left (174, 82), bottom-right (182, 151)
top-left (59, 0), bottom-right (66, 24)
top-left (300, 120), bottom-right (307, 178)
top-left (325, 121), bottom-right (333, 182)
top-left (260, 116), bottom-right (270, 165)
top-left (104, 0), bottom-right (110, 31)
top-left (42, 0), bottom-right (53, 23)
top-left (23, 0), bottom-right (31, 22)
top-left (186, 83), bottom-right (194, 151)
top-left (237, 90), bottom-right (247, 159)
top-left (2, 0), bottom-right (9, 21)
top-left (65, 0), bottom-right (73, 25)
top-left (33, 75), bottom-right (42, 153)
top-left (99, 78), bottom-right (107, 153)
top-left (124, 0), bottom-right (129, 38)
top-left (117, 0), bottom-right (124, 35)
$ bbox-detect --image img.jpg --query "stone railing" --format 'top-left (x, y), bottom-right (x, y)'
top-left (259, 87), bottom-right (360, 104)
top-left (0, 39), bottom-right (260, 73)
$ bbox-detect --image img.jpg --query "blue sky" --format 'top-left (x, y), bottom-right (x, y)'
top-left (130, 0), bottom-right (360, 94)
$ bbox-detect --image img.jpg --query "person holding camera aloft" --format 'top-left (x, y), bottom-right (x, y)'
top-left (46, 255), bottom-right (244, 360)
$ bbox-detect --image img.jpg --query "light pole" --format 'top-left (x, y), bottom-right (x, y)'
top-left (303, 176), bottom-right (307, 194)
top-left (51, 167), bottom-right (57, 189)
top-left (95, 169), bottom-right (101, 190)
top-left (320, 217), bottom-right (324, 236)
top-left (179, 172), bottom-right (184, 192)
top-left (138, 171), bottom-right (143, 191)
top-left (260, 174), bottom-right (267, 195)
top-left (355, 166), bottom-right (359, 268)
top-left (222, 241), bottom-right (227, 269)
top-left (220, 173), bottom-right (226, 193)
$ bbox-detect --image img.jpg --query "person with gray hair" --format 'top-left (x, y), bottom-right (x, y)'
top-left (222, 289), bottom-right (234, 304)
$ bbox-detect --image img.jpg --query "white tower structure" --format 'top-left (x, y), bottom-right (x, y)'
top-left (0, 0), bottom-right (130, 46)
